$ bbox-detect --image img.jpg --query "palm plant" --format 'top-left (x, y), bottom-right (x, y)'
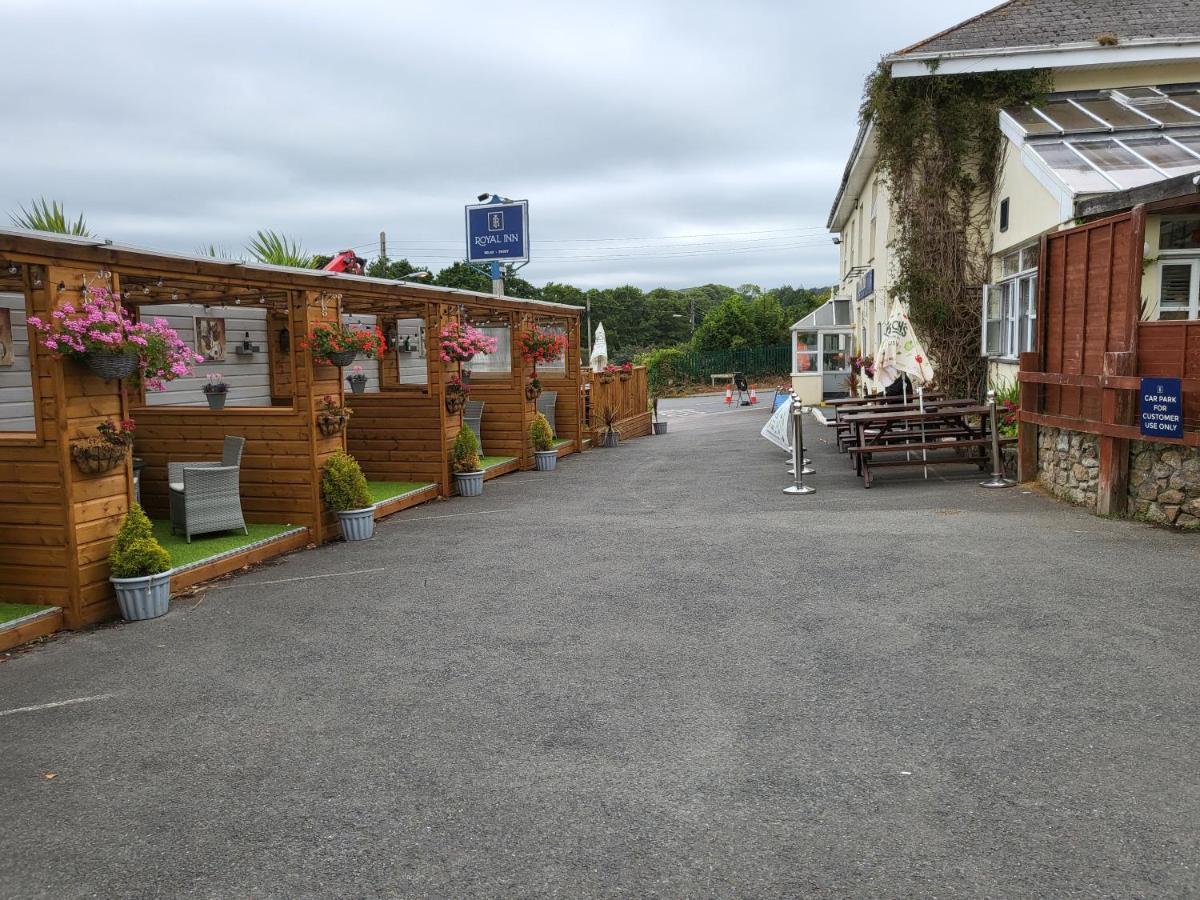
top-left (10, 198), bottom-right (91, 236)
top-left (196, 243), bottom-right (240, 260)
top-left (246, 230), bottom-right (314, 268)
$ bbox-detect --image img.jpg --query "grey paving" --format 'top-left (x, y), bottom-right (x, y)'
top-left (2, 406), bottom-right (1199, 898)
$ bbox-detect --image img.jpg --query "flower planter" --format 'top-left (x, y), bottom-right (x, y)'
top-left (70, 441), bottom-right (129, 475)
top-left (534, 450), bottom-right (558, 471)
top-left (601, 430), bottom-right (619, 448)
top-left (445, 394), bottom-right (467, 415)
top-left (597, 373), bottom-right (614, 385)
top-left (454, 470), bottom-right (484, 497)
top-left (347, 377), bottom-right (367, 394)
top-left (111, 571), bottom-right (172, 621)
top-left (525, 383), bottom-right (542, 402)
top-left (323, 349), bottom-right (359, 367)
top-left (652, 421), bottom-right (668, 435)
top-left (336, 507), bottom-right (375, 541)
top-left (619, 373), bottom-right (632, 382)
top-left (205, 391), bottom-right (227, 410)
top-left (82, 349), bottom-right (140, 382)
top-left (317, 413), bottom-right (349, 436)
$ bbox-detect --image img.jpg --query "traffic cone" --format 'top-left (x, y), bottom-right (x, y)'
top-left (724, 385), bottom-right (733, 405)
top-left (749, 385), bottom-right (759, 404)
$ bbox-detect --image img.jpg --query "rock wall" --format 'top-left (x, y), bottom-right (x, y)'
top-left (1037, 426), bottom-right (1099, 509)
top-left (1128, 442), bottom-right (1200, 529)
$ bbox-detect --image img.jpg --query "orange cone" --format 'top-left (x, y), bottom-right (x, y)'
top-left (750, 385), bottom-right (758, 404)
top-left (724, 385), bottom-right (733, 405)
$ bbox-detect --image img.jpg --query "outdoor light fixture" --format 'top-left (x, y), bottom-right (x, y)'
top-left (832, 237), bottom-right (842, 245)
top-left (30, 266), bottom-right (43, 288)
top-left (6, 262), bottom-right (17, 275)
top-left (477, 193), bottom-right (491, 201)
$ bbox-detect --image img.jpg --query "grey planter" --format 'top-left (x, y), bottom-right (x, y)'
top-left (455, 470), bottom-right (484, 497)
top-left (205, 391), bottom-right (227, 410)
top-left (602, 430), bottom-right (620, 448)
top-left (336, 507), bottom-right (375, 541)
top-left (347, 377), bottom-right (367, 394)
top-left (110, 571), bottom-right (172, 621)
top-left (83, 349), bottom-right (140, 382)
top-left (652, 421), bottom-right (668, 435)
top-left (534, 450), bottom-right (557, 471)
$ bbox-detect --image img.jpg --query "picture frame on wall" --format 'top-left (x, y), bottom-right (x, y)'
top-left (195, 316), bottom-right (226, 362)
top-left (0, 308), bottom-right (13, 367)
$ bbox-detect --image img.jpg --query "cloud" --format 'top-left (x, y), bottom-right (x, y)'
top-left (1, 0), bottom-right (994, 290)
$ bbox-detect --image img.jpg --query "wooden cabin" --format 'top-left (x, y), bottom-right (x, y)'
top-left (0, 230), bottom-right (584, 631)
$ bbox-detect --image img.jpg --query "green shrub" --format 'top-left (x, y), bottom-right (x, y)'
top-left (322, 451), bottom-right (372, 511)
top-left (641, 346), bottom-right (688, 397)
top-left (530, 413), bottom-right (554, 451)
top-left (109, 524), bottom-right (171, 579)
top-left (451, 426), bottom-right (481, 473)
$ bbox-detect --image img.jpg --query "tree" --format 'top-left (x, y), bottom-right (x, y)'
top-left (10, 198), bottom-right (90, 236)
top-left (366, 255), bottom-right (425, 280)
top-left (432, 261), bottom-right (491, 293)
top-left (746, 292), bottom-right (789, 345)
top-left (691, 296), bottom-right (758, 351)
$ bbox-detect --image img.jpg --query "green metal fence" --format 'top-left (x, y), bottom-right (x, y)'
top-left (674, 344), bottom-right (791, 380)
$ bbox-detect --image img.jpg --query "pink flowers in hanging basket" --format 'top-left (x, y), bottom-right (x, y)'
top-left (438, 322), bottom-right (497, 363)
top-left (27, 286), bottom-right (201, 390)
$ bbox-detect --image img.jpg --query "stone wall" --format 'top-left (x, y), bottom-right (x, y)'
top-left (1128, 441), bottom-right (1200, 529)
top-left (1037, 426), bottom-right (1099, 509)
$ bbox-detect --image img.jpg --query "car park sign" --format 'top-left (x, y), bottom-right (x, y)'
top-left (465, 199), bottom-right (529, 264)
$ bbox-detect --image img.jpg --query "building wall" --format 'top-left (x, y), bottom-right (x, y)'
top-left (1053, 62), bottom-right (1200, 92)
top-left (143, 304), bottom-right (271, 407)
top-left (0, 292), bottom-right (36, 431)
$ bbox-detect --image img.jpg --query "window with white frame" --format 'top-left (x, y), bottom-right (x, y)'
top-left (1156, 217), bottom-right (1200, 320)
top-left (793, 331), bottom-right (817, 373)
top-left (983, 244), bottom-right (1039, 359)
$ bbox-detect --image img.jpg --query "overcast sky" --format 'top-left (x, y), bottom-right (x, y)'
top-left (3, 0), bottom-right (993, 291)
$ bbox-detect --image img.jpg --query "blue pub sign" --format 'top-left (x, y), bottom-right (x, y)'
top-left (464, 199), bottom-right (529, 264)
top-left (1139, 377), bottom-right (1183, 440)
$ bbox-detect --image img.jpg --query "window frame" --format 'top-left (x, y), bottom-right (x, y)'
top-left (983, 245), bottom-right (1039, 361)
top-left (1156, 257), bottom-right (1200, 320)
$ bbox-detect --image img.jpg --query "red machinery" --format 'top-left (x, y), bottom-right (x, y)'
top-left (322, 250), bottom-right (367, 275)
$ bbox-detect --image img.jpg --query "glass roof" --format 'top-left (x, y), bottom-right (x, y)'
top-left (1004, 83), bottom-right (1200, 194)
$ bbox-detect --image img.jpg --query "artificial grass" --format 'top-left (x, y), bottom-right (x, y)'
top-left (367, 480), bottom-right (433, 505)
top-left (480, 455), bottom-right (516, 469)
top-left (552, 438), bottom-right (571, 448)
top-left (0, 603), bottom-right (52, 626)
top-left (151, 520), bottom-right (298, 570)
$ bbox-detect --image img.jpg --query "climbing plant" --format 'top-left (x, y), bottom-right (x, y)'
top-left (862, 63), bottom-right (1050, 397)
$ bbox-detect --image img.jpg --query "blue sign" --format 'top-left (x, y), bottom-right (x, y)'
top-left (1139, 376), bottom-right (1183, 440)
top-left (856, 268), bottom-right (874, 300)
top-left (465, 200), bottom-right (529, 264)
top-left (772, 390), bottom-right (789, 411)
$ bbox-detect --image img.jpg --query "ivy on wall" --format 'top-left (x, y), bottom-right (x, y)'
top-left (862, 63), bottom-right (1051, 397)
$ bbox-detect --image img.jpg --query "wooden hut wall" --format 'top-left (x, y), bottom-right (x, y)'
top-left (536, 319), bottom-right (584, 451)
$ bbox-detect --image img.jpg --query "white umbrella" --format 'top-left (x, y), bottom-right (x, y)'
top-left (589, 322), bottom-right (608, 372)
top-left (874, 298), bottom-right (935, 475)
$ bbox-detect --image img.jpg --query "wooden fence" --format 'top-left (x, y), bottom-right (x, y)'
top-left (587, 366), bottom-right (651, 440)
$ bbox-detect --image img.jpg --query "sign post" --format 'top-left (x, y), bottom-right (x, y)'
top-left (1139, 377), bottom-right (1183, 440)
top-left (465, 198), bottom-right (529, 297)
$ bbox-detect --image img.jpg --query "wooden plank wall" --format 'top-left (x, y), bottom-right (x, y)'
top-left (588, 366), bottom-right (651, 439)
top-left (346, 391), bottom-right (443, 485)
top-left (1138, 320), bottom-right (1200, 428)
top-left (537, 317), bottom-right (584, 451)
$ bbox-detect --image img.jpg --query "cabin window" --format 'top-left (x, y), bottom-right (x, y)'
top-left (537, 324), bottom-right (567, 373)
top-left (0, 291), bottom-right (37, 433)
top-left (793, 331), bottom-right (817, 374)
top-left (469, 324), bottom-right (511, 375)
top-left (1157, 260), bottom-right (1200, 321)
top-left (983, 245), bottom-right (1038, 359)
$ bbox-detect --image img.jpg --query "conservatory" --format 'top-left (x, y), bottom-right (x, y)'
top-left (790, 295), bottom-right (854, 406)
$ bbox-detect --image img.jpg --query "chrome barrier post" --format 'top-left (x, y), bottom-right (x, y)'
top-left (786, 392), bottom-right (813, 474)
top-left (784, 397), bottom-right (815, 495)
top-left (980, 389), bottom-right (1015, 489)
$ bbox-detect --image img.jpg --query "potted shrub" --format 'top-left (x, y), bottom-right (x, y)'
top-left (70, 417), bottom-right (136, 474)
top-left (321, 451), bottom-right (375, 541)
top-left (109, 502), bottom-right (173, 621)
top-left (346, 364), bottom-right (367, 394)
top-left (203, 372), bottom-right (228, 409)
top-left (316, 394), bottom-right (352, 436)
top-left (28, 286), bottom-right (201, 387)
top-left (301, 323), bottom-right (385, 367)
top-left (451, 425), bottom-right (484, 496)
top-left (530, 412), bottom-right (557, 471)
top-left (599, 406), bottom-right (620, 448)
top-left (651, 397), bottom-right (668, 435)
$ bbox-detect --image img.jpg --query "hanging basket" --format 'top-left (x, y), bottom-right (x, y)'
top-left (445, 393), bottom-right (467, 415)
top-left (525, 382), bottom-right (542, 402)
top-left (597, 373), bottom-right (614, 385)
top-left (322, 349), bottom-right (359, 367)
top-left (316, 412), bottom-right (349, 436)
top-left (70, 440), bottom-right (129, 475)
top-left (81, 350), bottom-right (140, 382)
top-left (618, 372), bottom-right (632, 382)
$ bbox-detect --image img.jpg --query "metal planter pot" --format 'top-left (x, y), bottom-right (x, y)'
top-left (110, 571), bottom-right (172, 621)
top-left (336, 507), bottom-right (375, 541)
top-left (652, 421), bottom-right (668, 435)
top-left (534, 450), bottom-right (557, 471)
top-left (602, 430), bottom-right (620, 448)
top-left (205, 391), bottom-right (227, 410)
top-left (83, 350), bottom-right (140, 382)
top-left (455, 470), bottom-right (484, 497)
top-left (347, 377), bottom-right (367, 394)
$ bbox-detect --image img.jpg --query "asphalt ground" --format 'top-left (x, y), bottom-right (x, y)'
top-left (2, 403), bottom-right (1198, 898)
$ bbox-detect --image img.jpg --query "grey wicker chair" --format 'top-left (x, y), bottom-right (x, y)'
top-left (463, 400), bottom-right (484, 456)
top-left (536, 391), bottom-right (558, 436)
top-left (168, 436), bottom-right (248, 543)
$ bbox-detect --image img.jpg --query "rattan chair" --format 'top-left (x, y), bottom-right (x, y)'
top-left (536, 391), bottom-right (558, 436)
top-left (463, 400), bottom-right (484, 456)
top-left (168, 436), bottom-right (248, 543)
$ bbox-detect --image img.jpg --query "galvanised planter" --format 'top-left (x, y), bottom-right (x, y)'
top-left (602, 430), bottom-right (619, 448)
top-left (652, 421), bottom-right (668, 435)
top-left (336, 507), bottom-right (375, 541)
top-left (347, 377), bottom-right (367, 394)
top-left (110, 571), bottom-right (172, 621)
top-left (455, 470), bottom-right (484, 497)
top-left (534, 450), bottom-right (557, 471)
top-left (205, 391), bottom-right (227, 410)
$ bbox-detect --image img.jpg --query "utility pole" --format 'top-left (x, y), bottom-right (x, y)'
top-left (379, 231), bottom-right (387, 261)
top-left (586, 295), bottom-right (592, 364)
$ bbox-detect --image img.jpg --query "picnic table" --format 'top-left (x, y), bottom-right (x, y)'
top-left (842, 403), bottom-right (1012, 488)
top-left (826, 391), bottom-right (946, 420)
top-left (833, 397), bottom-right (977, 452)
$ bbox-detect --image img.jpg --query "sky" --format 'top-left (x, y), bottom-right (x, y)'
top-left (2, 0), bottom-right (995, 291)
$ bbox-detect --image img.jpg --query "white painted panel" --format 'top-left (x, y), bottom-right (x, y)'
top-left (342, 314), bottom-right (382, 392)
top-left (395, 318), bottom-right (428, 385)
top-left (143, 304), bottom-right (271, 407)
top-left (0, 292), bottom-right (36, 432)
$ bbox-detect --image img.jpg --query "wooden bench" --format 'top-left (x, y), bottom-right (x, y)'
top-left (710, 373), bottom-right (734, 386)
top-left (825, 391), bottom-right (946, 423)
top-left (835, 398), bottom-right (978, 452)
